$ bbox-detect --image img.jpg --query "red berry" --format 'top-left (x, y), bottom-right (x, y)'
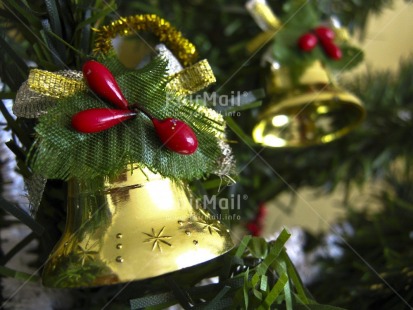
top-left (257, 203), bottom-right (267, 219)
top-left (322, 41), bottom-right (342, 60)
top-left (298, 33), bottom-right (318, 52)
top-left (152, 118), bottom-right (198, 155)
top-left (72, 108), bottom-right (136, 133)
top-left (246, 222), bottom-right (261, 236)
top-left (314, 26), bottom-right (335, 42)
top-left (83, 60), bottom-right (129, 110)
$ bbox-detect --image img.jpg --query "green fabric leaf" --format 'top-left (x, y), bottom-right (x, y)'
top-left (329, 45), bottom-right (364, 71)
top-left (281, 0), bottom-right (320, 29)
top-left (29, 56), bottom-right (226, 181)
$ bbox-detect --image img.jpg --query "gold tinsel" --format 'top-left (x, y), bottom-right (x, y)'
top-left (93, 14), bottom-right (198, 67)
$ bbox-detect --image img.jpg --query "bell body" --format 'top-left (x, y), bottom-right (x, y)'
top-left (42, 168), bottom-right (233, 288)
top-left (253, 61), bottom-right (365, 147)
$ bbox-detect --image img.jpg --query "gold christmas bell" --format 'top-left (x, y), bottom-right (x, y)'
top-left (252, 60), bottom-right (365, 147)
top-left (12, 14), bottom-right (235, 288)
top-left (42, 167), bottom-right (233, 287)
top-left (246, 0), bottom-right (365, 147)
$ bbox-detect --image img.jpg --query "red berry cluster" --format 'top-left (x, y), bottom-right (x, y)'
top-left (297, 26), bottom-right (342, 60)
top-left (72, 60), bottom-right (198, 155)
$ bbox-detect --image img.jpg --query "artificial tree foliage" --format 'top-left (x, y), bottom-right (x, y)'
top-left (1, 0), bottom-right (410, 309)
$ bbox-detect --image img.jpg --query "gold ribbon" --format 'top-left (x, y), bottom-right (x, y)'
top-left (14, 70), bottom-right (85, 118)
top-left (245, 0), bottom-right (280, 31)
top-left (14, 60), bottom-right (216, 118)
top-left (245, 0), bottom-right (281, 55)
top-left (28, 69), bottom-right (85, 98)
top-left (94, 14), bottom-right (198, 67)
top-left (19, 59), bottom-right (214, 101)
top-left (168, 59), bottom-right (216, 96)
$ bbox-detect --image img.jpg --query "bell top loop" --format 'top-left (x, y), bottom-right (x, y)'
top-left (93, 14), bottom-right (198, 67)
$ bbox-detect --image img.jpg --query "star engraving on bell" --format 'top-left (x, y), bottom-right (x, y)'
top-left (194, 219), bottom-right (221, 235)
top-left (76, 240), bottom-right (99, 266)
top-left (142, 227), bottom-right (172, 252)
top-left (193, 208), bottom-right (221, 235)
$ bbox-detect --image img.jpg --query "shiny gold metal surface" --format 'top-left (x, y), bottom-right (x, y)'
top-left (253, 61), bottom-right (365, 147)
top-left (42, 167), bottom-right (233, 288)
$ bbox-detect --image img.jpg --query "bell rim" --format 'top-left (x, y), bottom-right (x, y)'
top-left (252, 89), bottom-right (365, 147)
top-left (41, 168), bottom-right (234, 288)
top-left (42, 240), bottom-right (234, 288)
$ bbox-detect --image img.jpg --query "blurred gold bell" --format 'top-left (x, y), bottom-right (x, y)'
top-left (42, 167), bottom-right (233, 288)
top-left (252, 61), bottom-right (365, 147)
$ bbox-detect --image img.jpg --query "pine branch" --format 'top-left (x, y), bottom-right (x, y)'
top-left (0, 0), bottom-right (406, 308)
top-left (317, 0), bottom-right (395, 39)
top-left (308, 159), bottom-right (413, 309)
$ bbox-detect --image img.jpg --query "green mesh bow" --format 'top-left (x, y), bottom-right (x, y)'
top-left (27, 55), bottom-right (229, 181)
